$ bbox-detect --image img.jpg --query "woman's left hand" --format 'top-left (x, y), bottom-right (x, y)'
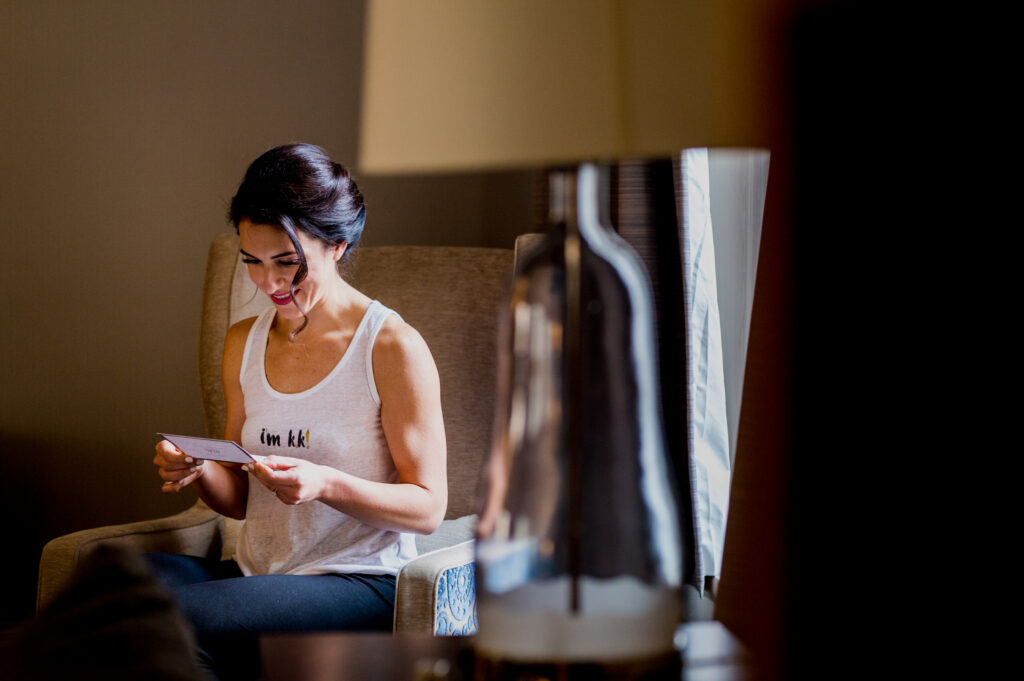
top-left (242, 456), bottom-right (329, 505)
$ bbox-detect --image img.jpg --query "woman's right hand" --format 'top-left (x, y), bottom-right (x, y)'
top-left (154, 439), bottom-right (205, 492)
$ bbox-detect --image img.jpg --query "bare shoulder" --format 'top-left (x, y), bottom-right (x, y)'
top-left (372, 314), bottom-right (438, 384)
top-left (223, 316), bottom-right (258, 364)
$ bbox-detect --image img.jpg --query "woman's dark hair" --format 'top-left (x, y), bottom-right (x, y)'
top-left (228, 143), bottom-right (366, 338)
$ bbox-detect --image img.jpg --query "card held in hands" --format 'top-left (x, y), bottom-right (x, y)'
top-left (158, 433), bottom-right (265, 464)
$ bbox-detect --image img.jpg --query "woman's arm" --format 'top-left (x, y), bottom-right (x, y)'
top-left (197, 319), bottom-right (253, 519)
top-left (155, 319), bottom-right (252, 519)
top-left (246, 316), bottom-right (448, 534)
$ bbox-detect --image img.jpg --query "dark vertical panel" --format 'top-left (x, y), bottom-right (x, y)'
top-left (612, 160), bottom-right (699, 591)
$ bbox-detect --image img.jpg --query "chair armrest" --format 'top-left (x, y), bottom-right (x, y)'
top-left (415, 514), bottom-right (476, 554)
top-left (394, 540), bottom-right (476, 636)
top-left (37, 501), bottom-right (225, 613)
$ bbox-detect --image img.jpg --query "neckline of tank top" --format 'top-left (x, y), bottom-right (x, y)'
top-left (258, 300), bottom-right (382, 398)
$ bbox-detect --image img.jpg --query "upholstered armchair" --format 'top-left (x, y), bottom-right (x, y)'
top-left (37, 233), bottom-right (514, 635)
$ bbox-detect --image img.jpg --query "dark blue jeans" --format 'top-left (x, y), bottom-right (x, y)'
top-left (146, 554), bottom-right (395, 681)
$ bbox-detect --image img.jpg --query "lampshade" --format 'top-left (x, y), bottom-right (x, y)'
top-left (359, 0), bottom-right (764, 174)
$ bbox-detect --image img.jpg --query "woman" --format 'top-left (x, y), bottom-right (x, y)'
top-left (151, 143), bottom-right (447, 680)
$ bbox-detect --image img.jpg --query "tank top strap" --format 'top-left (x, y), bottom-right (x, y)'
top-left (239, 307), bottom-right (276, 381)
top-left (361, 300), bottom-right (400, 406)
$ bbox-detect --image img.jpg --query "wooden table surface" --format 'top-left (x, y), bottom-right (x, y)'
top-left (261, 621), bottom-right (749, 681)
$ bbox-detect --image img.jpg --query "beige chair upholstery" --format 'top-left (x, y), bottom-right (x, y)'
top-left (37, 233), bottom-right (514, 635)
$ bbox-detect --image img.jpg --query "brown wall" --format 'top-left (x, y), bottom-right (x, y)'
top-left (0, 0), bottom-right (531, 624)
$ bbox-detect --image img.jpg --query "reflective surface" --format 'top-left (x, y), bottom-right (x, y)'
top-left (260, 622), bottom-right (749, 681)
top-left (475, 164), bottom-right (683, 664)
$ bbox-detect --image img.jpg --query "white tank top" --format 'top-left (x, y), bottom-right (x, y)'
top-left (234, 301), bottom-right (418, 577)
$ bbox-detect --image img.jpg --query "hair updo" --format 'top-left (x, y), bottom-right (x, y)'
top-left (228, 143), bottom-right (366, 337)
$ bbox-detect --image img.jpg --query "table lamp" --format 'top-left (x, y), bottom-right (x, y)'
top-left (359, 1), bottom-right (767, 677)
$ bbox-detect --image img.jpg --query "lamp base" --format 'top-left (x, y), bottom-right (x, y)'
top-left (473, 575), bottom-right (679, 664)
top-left (474, 163), bottom-right (684, 680)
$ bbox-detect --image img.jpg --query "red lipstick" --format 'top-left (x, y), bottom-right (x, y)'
top-left (270, 291), bottom-right (293, 306)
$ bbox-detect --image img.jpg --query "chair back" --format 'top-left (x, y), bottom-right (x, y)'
top-left (198, 234), bottom-right (513, 521)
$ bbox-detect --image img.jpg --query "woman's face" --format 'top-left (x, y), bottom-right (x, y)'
top-left (238, 218), bottom-right (345, 324)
